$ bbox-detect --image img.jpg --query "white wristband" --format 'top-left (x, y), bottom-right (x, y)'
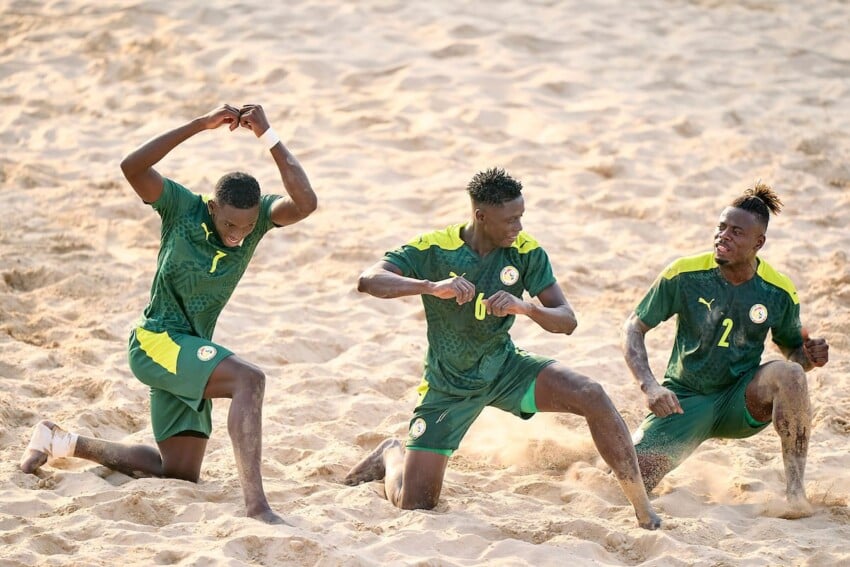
top-left (259, 127), bottom-right (280, 150)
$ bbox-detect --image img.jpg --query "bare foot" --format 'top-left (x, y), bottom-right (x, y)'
top-left (781, 493), bottom-right (814, 519)
top-left (343, 439), bottom-right (401, 486)
top-left (637, 509), bottom-right (662, 530)
top-left (248, 507), bottom-right (290, 525)
top-left (20, 420), bottom-right (74, 474)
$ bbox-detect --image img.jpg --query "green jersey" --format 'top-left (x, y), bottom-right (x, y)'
top-left (138, 178), bottom-right (280, 339)
top-left (636, 252), bottom-right (804, 394)
top-left (385, 223), bottom-right (556, 395)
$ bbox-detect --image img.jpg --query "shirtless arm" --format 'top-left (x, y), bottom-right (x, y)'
top-left (357, 261), bottom-right (476, 304)
top-left (120, 105), bottom-right (242, 203)
top-left (231, 105), bottom-right (317, 227)
top-left (623, 312), bottom-right (683, 417)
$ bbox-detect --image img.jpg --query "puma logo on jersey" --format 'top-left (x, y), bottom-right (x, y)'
top-left (201, 222), bottom-right (212, 241)
top-left (698, 297), bottom-right (715, 311)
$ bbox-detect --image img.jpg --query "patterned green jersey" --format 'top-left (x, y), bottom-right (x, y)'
top-left (636, 251), bottom-right (804, 394)
top-left (138, 178), bottom-right (280, 340)
top-left (385, 223), bottom-right (557, 395)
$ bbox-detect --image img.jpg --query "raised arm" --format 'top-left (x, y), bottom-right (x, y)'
top-left (120, 105), bottom-right (242, 203)
top-left (357, 260), bottom-right (476, 303)
top-left (235, 104), bottom-right (317, 227)
top-left (623, 312), bottom-right (683, 417)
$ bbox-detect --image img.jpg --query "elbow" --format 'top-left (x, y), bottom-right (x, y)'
top-left (356, 274), bottom-right (368, 294)
top-left (562, 315), bottom-right (578, 335)
top-left (298, 195), bottom-right (318, 219)
top-left (357, 271), bottom-right (375, 295)
top-left (119, 155), bottom-right (133, 179)
top-left (304, 194), bottom-right (319, 216)
top-left (545, 313), bottom-right (576, 335)
top-left (557, 305), bottom-right (578, 335)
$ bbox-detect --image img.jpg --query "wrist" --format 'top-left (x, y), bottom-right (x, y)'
top-left (259, 127), bottom-right (280, 150)
top-left (190, 117), bottom-right (211, 132)
top-left (423, 280), bottom-right (438, 296)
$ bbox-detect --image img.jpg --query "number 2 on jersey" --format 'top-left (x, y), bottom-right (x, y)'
top-left (717, 318), bottom-right (733, 347)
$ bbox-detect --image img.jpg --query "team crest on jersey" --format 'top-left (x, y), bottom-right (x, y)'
top-left (409, 418), bottom-right (427, 439)
top-left (197, 345), bottom-right (217, 361)
top-left (749, 304), bottom-right (768, 324)
top-left (500, 265), bottom-right (519, 286)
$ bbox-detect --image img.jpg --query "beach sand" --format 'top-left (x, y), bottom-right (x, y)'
top-left (1, 1), bottom-right (849, 565)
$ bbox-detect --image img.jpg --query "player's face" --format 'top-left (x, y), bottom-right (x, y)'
top-left (209, 201), bottom-right (260, 248)
top-left (480, 196), bottom-right (524, 248)
top-left (713, 207), bottom-right (765, 267)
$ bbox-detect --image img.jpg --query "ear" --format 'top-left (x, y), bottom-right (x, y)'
top-left (474, 207), bottom-right (485, 222)
top-left (754, 233), bottom-right (765, 251)
top-left (207, 199), bottom-right (217, 215)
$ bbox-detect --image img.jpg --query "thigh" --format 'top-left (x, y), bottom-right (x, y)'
top-left (150, 388), bottom-right (213, 442)
top-left (203, 354), bottom-right (264, 399)
top-left (531, 362), bottom-right (603, 415)
top-left (406, 385), bottom-right (485, 455)
top-left (157, 433), bottom-right (208, 482)
top-left (714, 369), bottom-right (771, 438)
top-left (129, 327), bottom-right (233, 402)
top-left (744, 360), bottom-right (798, 423)
top-left (488, 348), bottom-right (554, 416)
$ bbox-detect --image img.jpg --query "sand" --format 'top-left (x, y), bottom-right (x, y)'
top-left (2, 0), bottom-right (849, 565)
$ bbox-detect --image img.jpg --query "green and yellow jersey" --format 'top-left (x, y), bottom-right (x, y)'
top-left (636, 252), bottom-right (804, 394)
top-left (138, 178), bottom-right (280, 340)
top-left (385, 223), bottom-right (556, 395)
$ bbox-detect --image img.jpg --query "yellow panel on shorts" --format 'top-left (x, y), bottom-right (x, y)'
top-left (135, 327), bottom-right (181, 374)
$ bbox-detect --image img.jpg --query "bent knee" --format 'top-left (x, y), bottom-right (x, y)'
top-left (579, 380), bottom-right (613, 411)
top-left (771, 361), bottom-right (808, 393)
top-left (238, 365), bottom-right (266, 393)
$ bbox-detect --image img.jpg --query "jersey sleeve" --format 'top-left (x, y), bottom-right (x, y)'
top-left (258, 194), bottom-right (283, 235)
top-left (383, 242), bottom-right (420, 278)
top-left (635, 266), bottom-right (682, 328)
top-left (521, 247), bottom-right (557, 297)
top-left (150, 178), bottom-right (199, 226)
top-left (770, 296), bottom-right (804, 350)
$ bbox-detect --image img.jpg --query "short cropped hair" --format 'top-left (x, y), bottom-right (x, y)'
top-left (731, 180), bottom-right (783, 228)
top-left (466, 168), bottom-right (523, 206)
top-left (214, 172), bottom-right (261, 209)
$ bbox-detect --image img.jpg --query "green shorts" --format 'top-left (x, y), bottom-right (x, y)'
top-left (128, 327), bottom-right (232, 442)
top-left (632, 369), bottom-right (771, 467)
top-left (406, 348), bottom-right (555, 456)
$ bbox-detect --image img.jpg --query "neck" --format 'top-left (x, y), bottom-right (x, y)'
top-left (718, 258), bottom-right (758, 285)
top-left (462, 222), bottom-right (496, 257)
